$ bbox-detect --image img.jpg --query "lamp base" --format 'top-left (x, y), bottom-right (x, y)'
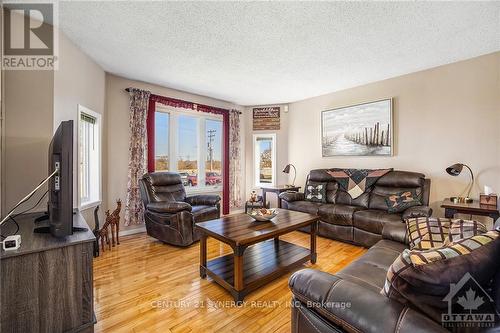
top-left (450, 196), bottom-right (473, 204)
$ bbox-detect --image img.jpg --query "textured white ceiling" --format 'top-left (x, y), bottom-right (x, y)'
top-left (59, 1), bottom-right (500, 106)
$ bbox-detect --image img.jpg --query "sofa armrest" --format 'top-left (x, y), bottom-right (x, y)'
top-left (382, 221), bottom-right (408, 244)
top-left (289, 269), bottom-right (447, 333)
top-left (402, 205), bottom-right (432, 220)
top-left (185, 195), bottom-right (221, 206)
top-left (147, 201), bottom-right (192, 214)
top-left (279, 191), bottom-right (305, 202)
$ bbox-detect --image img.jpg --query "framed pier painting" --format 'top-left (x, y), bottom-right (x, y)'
top-left (321, 99), bottom-right (393, 157)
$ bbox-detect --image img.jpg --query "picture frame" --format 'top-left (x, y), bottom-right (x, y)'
top-left (321, 98), bottom-right (393, 157)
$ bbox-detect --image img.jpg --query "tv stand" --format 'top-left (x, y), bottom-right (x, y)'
top-left (1, 212), bottom-right (95, 332)
top-left (34, 226), bottom-right (88, 234)
top-left (34, 213), bottom-right (49, 223)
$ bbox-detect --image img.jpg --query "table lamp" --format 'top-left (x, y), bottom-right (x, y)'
top-left (282, 164), bottom-right (297, 187)
top-left (446, 163), bottom-right (474, 203)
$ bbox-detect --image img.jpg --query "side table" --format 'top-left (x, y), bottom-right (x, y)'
top-left (441, 198), bottom-right (500, 222)
top-left (261, 185), bottom-right (301, 208)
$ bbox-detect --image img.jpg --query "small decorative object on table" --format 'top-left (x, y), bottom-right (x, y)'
top-left (245, 191), bottom-right (269, 213)
top-left (480, 194), bottom-right (497, 207)
top-left (249, 190), bottom-right (258, 203)
top-left (247, 208), bottom-right (278, 222)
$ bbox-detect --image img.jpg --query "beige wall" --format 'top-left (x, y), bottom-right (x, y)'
top-left (243, 104), bottom-right (289, 207)
top-left (1, 27), bottom-right (106, 227)
top-left (285, 52), bottom-right (500, 217)
top-left (3, 70), bottom-right (54, 212)
top-left (105, 74), bottom-right (244, 232)
top-left (53, 31), bottom-right (106, 226)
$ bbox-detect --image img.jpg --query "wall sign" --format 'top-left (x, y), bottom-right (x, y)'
top-left (253, 107), bottom-right (280, 130)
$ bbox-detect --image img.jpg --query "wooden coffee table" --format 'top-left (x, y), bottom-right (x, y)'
top-left (196, 210), bottom-right (318, 303)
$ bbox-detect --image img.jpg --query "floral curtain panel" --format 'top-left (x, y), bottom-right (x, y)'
top-left (229, 109), bottom-right (242, 208)
top-left (125, 88), bottom-right (151, 226)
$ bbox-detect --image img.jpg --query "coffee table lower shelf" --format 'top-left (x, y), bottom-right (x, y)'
top-left (201, 239), bottom-right (311, 303)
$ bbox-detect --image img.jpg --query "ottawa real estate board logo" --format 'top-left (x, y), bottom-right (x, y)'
top-left (2, 1), bottom-right (58, 70)
top-left (442, 272), bottom-right (498, 329)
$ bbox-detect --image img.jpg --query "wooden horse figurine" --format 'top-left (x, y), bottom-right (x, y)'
top-left (108, 199), bottom-right (121, 246)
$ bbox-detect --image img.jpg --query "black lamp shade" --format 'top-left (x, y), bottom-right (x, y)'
top-left (446, 163), bottom-right (464, 176)
top-left (282, 164), bottom-right (291, 173)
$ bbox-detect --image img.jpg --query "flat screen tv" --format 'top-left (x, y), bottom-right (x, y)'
top-left (47, 120), bottom-right (74, 237)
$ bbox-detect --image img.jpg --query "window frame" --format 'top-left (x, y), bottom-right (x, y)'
top-left (155, 104), bottom-right (224, 194)
top-left (253, 133), bottom-right (277, 187)
top-left (77, 105), bottom-right (102, 210)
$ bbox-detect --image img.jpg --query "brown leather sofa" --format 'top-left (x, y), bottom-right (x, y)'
top-left (139, 172), bottom-right (221, 246)
top-left (279, 169), bottom-right (432, 247)
top-left (288, 220), bottom-right (500, 333)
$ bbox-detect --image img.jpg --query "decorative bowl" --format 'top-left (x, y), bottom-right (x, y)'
top-left (247, 208), bottom-right (278, 222)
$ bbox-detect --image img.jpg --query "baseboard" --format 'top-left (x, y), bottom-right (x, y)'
top-left (227, 208), bottom-right (244, 215)
top-left (119, 225), bottom-right (146, 236)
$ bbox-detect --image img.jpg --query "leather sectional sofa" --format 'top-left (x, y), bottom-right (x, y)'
top-left (279, 169), bottom-right (432, 247)
top-left (288, 218), bottom-right (500, 333)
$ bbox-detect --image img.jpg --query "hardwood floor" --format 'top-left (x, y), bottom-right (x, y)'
top-left (93, 231), bottom-right (366, 333)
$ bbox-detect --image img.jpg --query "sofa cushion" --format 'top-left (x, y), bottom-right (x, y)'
top-left (407, 217), bottom-right (487, 250)
top-left (317, 204), bottom-right (364, 226)
top-left (307, 170), bottom-right (339, 204)
top-left (336, 190), bottom-right (370, 208)
top-left (353, 210), bottom-right (402, 234)
top-left (369, 185), bottom-right (423, 211)
top-left (304, 181), bottom-right (327, 203)
top-left (376, 170), bottom-right (425, 188)
top-left (385, 189), bottom-right (421, 213)
top-left (337, 240), bottom-right (405, 292)
top-left (383, 230), bottom-right (500, 323)
top-left (287, 200), bottom-right (323, 215)
top-left (325, 168), bottom-right (393, 199)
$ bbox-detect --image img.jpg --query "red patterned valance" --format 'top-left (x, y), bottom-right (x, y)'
top-left (150, 94), bottom-right (229, 115)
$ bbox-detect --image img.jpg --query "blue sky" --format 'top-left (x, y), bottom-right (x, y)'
top-left (155, 113), bottom-right (222, 161)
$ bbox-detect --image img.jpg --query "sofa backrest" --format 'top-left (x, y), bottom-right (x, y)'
top-left (306, 169), bottom-right (430, 209)
top-left (369, 171), bottom-right (430, 210)
top-left (139, 172), bottom-right (187, 206)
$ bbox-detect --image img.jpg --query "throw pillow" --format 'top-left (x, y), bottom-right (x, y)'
top-left (385, 189), bottom-right (421, 213)
top-left (407, 217), bottom-right (487, 250)
top-left (325, 168), bottom-right (392, 199)
top-left (304, 182), bottom-right (327, 203)
top-left (382, 230), bottom-right (500, 323)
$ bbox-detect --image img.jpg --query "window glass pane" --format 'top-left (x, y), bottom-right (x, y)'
top-left (79, 112), bottom-right (99, 206)
top-left (257, 137), bottom-right (273, 184)
top-left (154, 112), bottom-right (169, 171)
top-left (178, 115), bottom-right (198, 187)
top-left (205, 119), bottom-right (222, 187)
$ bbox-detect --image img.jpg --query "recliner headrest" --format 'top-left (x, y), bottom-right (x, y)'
top-left (143, 172), bottom-right (182, 186)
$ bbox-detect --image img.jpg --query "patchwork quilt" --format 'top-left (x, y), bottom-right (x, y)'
top-left (325, 168), bottom-right (393, 199)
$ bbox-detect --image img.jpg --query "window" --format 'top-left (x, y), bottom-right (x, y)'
top-left (78, 105), bottom-right (101, 209)
top-left (154, 112), bottom-right (169, 171)
top-left (154, 105), bottom-right (223, 192)
top-left (205, 119), bottom-right (222, 188)
top-left (253, 134), bottom-right (276, 187)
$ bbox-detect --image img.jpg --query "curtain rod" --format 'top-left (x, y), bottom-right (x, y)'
top-left (125, 88), bottom-right (242, 114)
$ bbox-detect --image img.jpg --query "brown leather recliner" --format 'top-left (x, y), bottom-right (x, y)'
top-left (139, 172), bottom-right (221, 246)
